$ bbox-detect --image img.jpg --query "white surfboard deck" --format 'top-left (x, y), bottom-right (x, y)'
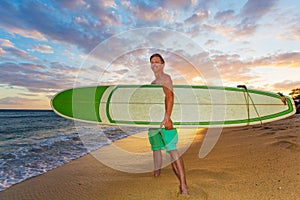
top-left (97, 85), bottom-right (296, 128)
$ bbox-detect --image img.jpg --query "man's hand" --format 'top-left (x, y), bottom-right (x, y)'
top-left (161, 116), bottom-right (173, 130)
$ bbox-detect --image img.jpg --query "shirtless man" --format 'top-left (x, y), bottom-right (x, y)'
top-left (148, 53), bottom-right (188, 194)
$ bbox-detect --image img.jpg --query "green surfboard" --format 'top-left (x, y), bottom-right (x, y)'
top-left (51, 85), bottom-right (296, 128)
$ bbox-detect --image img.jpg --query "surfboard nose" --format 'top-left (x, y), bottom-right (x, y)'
top-left (51, 86), bottom-right (109, 123)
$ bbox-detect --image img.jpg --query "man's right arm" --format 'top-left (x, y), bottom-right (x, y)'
top-left (161, 75), bottom-right (174, 130)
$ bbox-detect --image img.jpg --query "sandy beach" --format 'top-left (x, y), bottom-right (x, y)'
top-left (1, 114), bottom-right (299, 200)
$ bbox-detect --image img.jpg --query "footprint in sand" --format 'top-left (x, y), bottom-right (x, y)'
top-left (259, 131), bottom-right (277, 136)
top-left (271, 140), bottom-right (299, 150)
top-left (275, 135), bottom-right (297, 140)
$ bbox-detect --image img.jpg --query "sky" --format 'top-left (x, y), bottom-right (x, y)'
top-left (0, 0), bottom-right (299, 109)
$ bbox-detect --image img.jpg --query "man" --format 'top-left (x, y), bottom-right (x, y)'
top-left (148, 53), bottom-right (188, 194)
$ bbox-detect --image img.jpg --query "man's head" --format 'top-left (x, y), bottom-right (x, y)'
top-left (150, 53), bottom-right (165, 73)
top-left (150, 53), bottom-right (165, 64)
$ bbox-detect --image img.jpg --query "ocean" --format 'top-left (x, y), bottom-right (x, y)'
top-left (0, 110), bottom-right (145, 191)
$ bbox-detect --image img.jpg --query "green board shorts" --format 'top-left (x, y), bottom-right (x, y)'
top-left (148, 128), bottom-right (178, 151)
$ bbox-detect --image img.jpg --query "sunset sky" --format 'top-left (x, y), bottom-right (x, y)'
top-left (0, 0), bottom-right (299, 109)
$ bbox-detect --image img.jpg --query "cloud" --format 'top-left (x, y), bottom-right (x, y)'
top-left (0, 97), bottom-right (39, 105)
top-left (132, 6), bottom-right (174, 25)
top-left (251, 52), bottom-right (300, 68)
top-left (200, 0), bottom-right (279, 40)
top-left (121, 1), bottom-right (131, 8)
top-left (0, 62), bottom-right (79, 94)
top-left (80, 0), bottom-right (121, 27)
top-left (233, 23), bottom-right (257, 38)
top-left (57, 0), bottom-right (119, 26)
top-left (184, 10), bottom-right (209, 24)
top-left (240, 0), bottom-right (278, 21)
top-left (165, 0), bottom-right (197, 9)
top-left (0, 0), bottom-right (284, 55)
top-left (214, 10), bottom-right (235, 21)
top-left (211, 53), bottom-right (254, 83)
top-left (0, 0), bottom-right (47, 41)
top-left (280, 27), bottom-right (300, 41)
top-left (0, 0), bottom-right (299, 109)
top-left (74, 16), bottom-right (89, 24)
top-left (0, 0), bottom-right (114, 53)
top-left (0, 39), bottom-right (14, 47)
top-left (0, 48), bottom-right (5, 56)
top-left (294, 27), bottom-right (300, 40)
top-left (56, 0), bottom-right (88, 10)
top-left (0, 96), bottom-right (50, 109)
top-left (31, 45), bottom-right (54, 54)
top-left (5, 26), bottom-right (47, 41)
top-left (77, 44), bottom-right (215, 86)
top-left (272, 80), bottom-right (300, 92)
top-left (18, 93), bottom-right (39, 97)
top-left (210, 51), bottom-right (300, 86)
top-left (1, 46), bottom-right (37, 61)
top-left (102, 0), bottom-right (118, 9)
top-left (204, 39), bottom-right (218, 46)
top-left (234, 0), bottom-right (278, 37)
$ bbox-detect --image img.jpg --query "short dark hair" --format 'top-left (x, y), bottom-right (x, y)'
top-left (150, 53), bottom-right (165, 64)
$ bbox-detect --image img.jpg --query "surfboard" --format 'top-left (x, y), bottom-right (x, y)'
top-left (51, 85), bottom-right (296, 128)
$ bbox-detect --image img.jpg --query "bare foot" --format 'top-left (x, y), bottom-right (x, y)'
top-left (180, 185), bottom-right (189, 195)
top-left (153, 169), bottom-right (161, 177)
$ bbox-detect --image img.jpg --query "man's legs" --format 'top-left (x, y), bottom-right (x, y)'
top-left (153, 150), bottom-right (162, 176)
top-left (169, 150), bottom-right (188, 194)
top-left (148, 128), bottom-right (164, 177)
top-left (161, 128), bottom-right (188, 194)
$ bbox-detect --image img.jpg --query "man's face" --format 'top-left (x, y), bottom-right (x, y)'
top-left (150, 56), bottom-right (164, 73)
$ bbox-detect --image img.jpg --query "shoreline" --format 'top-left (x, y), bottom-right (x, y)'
top-left (1, 115), bottom-right (299, 199)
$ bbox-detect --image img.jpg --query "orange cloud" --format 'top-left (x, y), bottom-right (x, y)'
top-left (32, 45), bottom-right (54, 54)
top-left (251, 52), bottom-right (300, 68)
top-left (6, 26), bottom-right (47, 41)
top-left (0, 39), bottom-right (14, 47)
